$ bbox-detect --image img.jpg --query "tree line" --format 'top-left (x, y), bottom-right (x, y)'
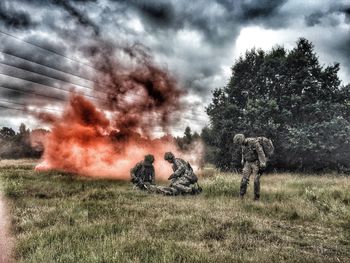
top-left (0, 124), bottom-right (47, 159)
top-left (202, 38), bottom-right (350, 172)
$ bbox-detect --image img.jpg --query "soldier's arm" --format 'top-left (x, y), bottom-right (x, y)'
top-left (255, 141), bottom-right (267, 167)
top-left (130, 163), bottom-right (141, 180)
top-left (150, 167), bottom-right (155, 184)
top-left (241, 148), bottom-right (245, 166)
top-left (172, 159), bottom-right (186, 178)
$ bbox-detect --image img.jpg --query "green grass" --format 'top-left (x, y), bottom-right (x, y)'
top-left (1, 162), bottom-right (350, 263)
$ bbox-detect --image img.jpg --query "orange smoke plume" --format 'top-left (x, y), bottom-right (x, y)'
top-left (36, 94), bottom-right (201, 180)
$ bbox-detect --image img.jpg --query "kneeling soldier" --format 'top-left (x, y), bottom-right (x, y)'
top-left (130, 154), bottom-right (155, 190)
top-left (162, 152), bottom-right (202, 195)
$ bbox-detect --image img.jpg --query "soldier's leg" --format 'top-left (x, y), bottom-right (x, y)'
top-left (147, 185), bottom-right (178, 195)
top-left (240, 162), bottom-right (252, 198)
top-left (252, 162), bottom-right (261, 200)
top-left (172, 177), bottom-right (193, 194)
top-left (192, 182), bottom-right (202, 194)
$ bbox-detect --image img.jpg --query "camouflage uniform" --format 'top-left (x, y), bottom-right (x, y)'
top-left (168, 157), bottom-right (197, 194)
top-left (130, 155), bottom-right (155, 190)
top-left (234, 134), bottom-right (266, 200)
top-left (150, 152), bottom-right (201, 195)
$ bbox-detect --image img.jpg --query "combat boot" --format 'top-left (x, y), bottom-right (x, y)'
top-left (240, 178), bottom-right (248, 199)
top-left (254, 179), bottom-right (260, 201)
top-left (253, 194), bottom-right (260, 201)
top-left (191, 183), bottom-right (202, 195)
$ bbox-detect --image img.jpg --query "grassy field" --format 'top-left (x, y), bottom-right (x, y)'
top-left (0, 161), bottom-right (349, 263)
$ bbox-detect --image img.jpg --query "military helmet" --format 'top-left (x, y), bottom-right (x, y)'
top-left (144, 154), bottom-right (154, 164)
top-left (164, 152), bottom-right (175, 161)
top-left (233, 134), bottom-right (245, 144)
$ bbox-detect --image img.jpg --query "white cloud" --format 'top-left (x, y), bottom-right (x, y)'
top-left (234, 24), bottom-right (350, 84)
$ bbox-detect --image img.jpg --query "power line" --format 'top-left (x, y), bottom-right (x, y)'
top-left (0, 85), bottom-right (65, 102)
top-left (0, 104), bottom-right (26, 112)
top-left (0, 71), bottom-right (106, 103)
top-left (0, 50), bottom-right (103, 86)
top-left (0, 51), bottom-right (170, 103)
top-left (0, 60), bottom-right (107, 95)
top-left (0, 98), bottom-right (60, 113)
top-left (0, 31), bottom-right (205, 117)
top-left (0, 30), bottom-right (101, 72)
top-left (0, 44), bottom-right (206, 123)
top-left (0, 69), bottom-right (202, 115)
top-left (0, 51), bottom-right (205, 115)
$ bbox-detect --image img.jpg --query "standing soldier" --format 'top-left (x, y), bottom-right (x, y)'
top-left (162, 152), bottom-right (202, 195)
top-left (130, 154), bottom-right (155, 190)
top-left (233, 134), bottom-right (274, 200)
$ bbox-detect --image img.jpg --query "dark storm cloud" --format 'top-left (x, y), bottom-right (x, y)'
top-left (238, 0), bottom-right (287, 20)
top-left (305, 12), bottom-right (323, 27)
top-left (341, 6), bottom-right (350, 23)
top-left (117, 0), bottom-right (288, 44)
top-left (113, 0), bottom-right (177, 28)
top-left (304, 2), bottom-right (350, 27)
top-left (0, 35), bottom-right (91, 81)
top-left (0, 2), bottom-right (36, 29)
top-left (133, 1), bottom-right (176, 27)
top-left (50, 0), bottom-right (100, 36)
top-left (104, 0), bottom-right (289, 97)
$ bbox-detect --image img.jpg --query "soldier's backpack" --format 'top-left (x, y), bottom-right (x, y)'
top-left (257, 137), bottom-right (274, 158)
top-left (185, 161), bottom-right (198, 184)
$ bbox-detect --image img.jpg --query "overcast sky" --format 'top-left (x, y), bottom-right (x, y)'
top-left (0, 0), bottom-right (349, 134)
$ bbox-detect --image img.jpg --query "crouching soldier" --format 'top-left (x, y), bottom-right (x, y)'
top-left (130, 154), bottom-right (155, 190)
top-left (161, 152), bottom-right (202, 195)
top-left (233, 134), bottom-right (274, 200)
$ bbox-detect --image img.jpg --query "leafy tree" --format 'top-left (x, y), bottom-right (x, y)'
top-left (200, 126), bottom-right (218, 164)
top-left (206, 38), bottom-right (350, 172)
top-left (0, 124), bottom-right (47, 159)
top-left (184, 126), bottom-right (192, 144)
top-left (176, 126), bottom-right (200, 152)
top-left (0, 127), bottom-right (15, 138)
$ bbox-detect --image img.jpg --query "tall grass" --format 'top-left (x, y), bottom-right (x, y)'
top-left (0, 163), bottom-right (349, 263)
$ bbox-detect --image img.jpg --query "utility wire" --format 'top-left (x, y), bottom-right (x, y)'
top-left (0, 30), bottom-right (101, 72)
top-left (0, 104), bottom-right (26, 112)
top-left (0, 31), bottom-right (204, 119)
top-left (0, 38), bottom-right (198, 106)
top-left (0, 98), bottom-right (60, 112)
top-left (0, 58), bottom-right (99, 92)
top-left (0, 50), bottom-right (204, 114)
top-left (0, 50), bottom-right (105, 86)
top-left (0, 103), bottom-right (57, 114)
top-left (0, 61), bottom-right (110, 98)
top-left (0, 72), bottom-right (105, 103)
top-left (0, 85), bottom-right (65, 102)
top-left (0, 51), bottom-right (172, 103)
